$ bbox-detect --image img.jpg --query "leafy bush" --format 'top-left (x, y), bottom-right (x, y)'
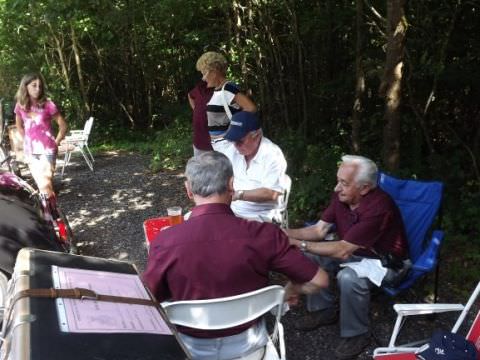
top-left (93, 127), bottom-right (156, 155)
top-left (275, 130), bottom-right (344, 225)
top-left (91, 104), bottom-right (192, 171)
top-left (150, 115), bottom-right (192, 172)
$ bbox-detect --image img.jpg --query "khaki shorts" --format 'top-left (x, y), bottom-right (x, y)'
top-left (27, 154), bottom-right (56, 186)
top-left (29, 153), bottom-right (56, 166)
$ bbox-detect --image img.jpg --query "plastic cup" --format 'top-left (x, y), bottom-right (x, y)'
top-left (167, 206), bottom-right (183, 226)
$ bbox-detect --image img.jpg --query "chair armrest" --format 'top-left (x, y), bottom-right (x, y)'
top-left (63, 135), bottom-right (86, 143)
top-left (65, 133), bottom-right (86, 139)
top-left (69, 130), bottom-right (84, 135)
top-left (384, 303), bottom-right (464, 351)
top-left (393, 303), bottom-right (464, 316)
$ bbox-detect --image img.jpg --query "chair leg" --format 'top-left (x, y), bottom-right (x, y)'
top-left (61, 150), bottom-right (70, 178)
top-left (388, 314), bottom-right (405, 348)
top-left (66, 151), bottom-right (72, 167)
top-left (433, 262), bottom-right (440, 303)
top-left (85, 144), bottom-right (94, 163)
top-left (278, 323), bottom-right (285, 360)
top-left (80, 147), bottom-right (94, 171)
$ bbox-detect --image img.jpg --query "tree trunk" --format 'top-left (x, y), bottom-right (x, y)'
top-left (285, 0), bottom-right (308, 138)
top-left (71, 26), bottom-right (89, 118)
top-left (379, 0), bottom-right (407, 171)
top-left (270, 33), bottom-right (290, 128)
top-left (89, 36), bottom-right (135, 127)
top-left (257, 7), bottom-right (290, 128)
top-left (352, 0), bottom-right (365, 153)
top-left (231, 0), bottom-right (244, 74)
top-left (47, 23), bottom-right (70, 90)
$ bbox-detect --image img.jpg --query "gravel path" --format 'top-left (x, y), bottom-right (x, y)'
top-left (56, 151), bottom-right (464, 360)
top-left (57, 151), bottom-right (190, 272)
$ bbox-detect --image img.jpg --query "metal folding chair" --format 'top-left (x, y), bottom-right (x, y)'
top-left (373, 281), bottom-right (480, 358)
top-left (60, 117), bottom-right (95, 177)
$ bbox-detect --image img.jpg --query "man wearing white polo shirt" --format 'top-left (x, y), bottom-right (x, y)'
top-left (223, 111), bottom-right (287, 222)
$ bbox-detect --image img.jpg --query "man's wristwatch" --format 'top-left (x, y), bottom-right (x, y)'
top-left (300, 240), bottom-right (308, 252)
top-left (237, 190), bottom-right (245, 200)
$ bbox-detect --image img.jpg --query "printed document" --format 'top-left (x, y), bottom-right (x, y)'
top-left (52, 266), bottom-right (172, 334)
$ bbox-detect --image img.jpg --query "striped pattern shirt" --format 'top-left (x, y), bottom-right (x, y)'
top-left (207, 82), bottom-right (241, 135)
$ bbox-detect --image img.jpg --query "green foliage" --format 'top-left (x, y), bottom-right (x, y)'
top-left (443, 185), bottom-right (480, 244)
top-left (1, 0), bottom-right (479, 287)
top-left (0, 0), bottom-right (229, 127)
top-left (442, 233), bottom-right (480, 295)
top-left (150, 113), bottom-right (192, 172)
top-left (89, 104), bottom-right (192, 172)
top-left (93, 131), bottom-right (155, 155)
top-left (275, 130), bottom-right (344, 224)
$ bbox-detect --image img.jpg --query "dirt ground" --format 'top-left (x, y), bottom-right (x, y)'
top-left (57, 151), bottom-right (472, 360)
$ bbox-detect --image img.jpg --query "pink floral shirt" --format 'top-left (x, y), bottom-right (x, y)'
top-left (14, 100), bottom-right (59, 157)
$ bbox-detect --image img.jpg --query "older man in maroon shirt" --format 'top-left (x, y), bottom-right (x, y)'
top-left (286, 155), bottom-right (409, 360)
top-left (143, 151), bottom-right (328, 360)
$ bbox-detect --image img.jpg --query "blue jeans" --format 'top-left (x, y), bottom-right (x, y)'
top-left (178, 320), bottom-right (268, 360)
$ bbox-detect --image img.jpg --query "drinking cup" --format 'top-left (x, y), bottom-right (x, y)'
top-left (167, 206), bottom-right (183, 226)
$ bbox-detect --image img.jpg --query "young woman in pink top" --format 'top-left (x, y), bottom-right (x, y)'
top-left (14, 73), bottom-right (68, 206)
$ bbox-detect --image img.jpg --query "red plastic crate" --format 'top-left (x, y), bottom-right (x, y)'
top-left (143, 217), bottom-right (171, 245)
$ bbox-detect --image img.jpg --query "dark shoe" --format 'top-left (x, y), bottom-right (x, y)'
top-left (334, 332), bottom-right (371, 359)
top-left (294, 308), bottom-right (338, 331)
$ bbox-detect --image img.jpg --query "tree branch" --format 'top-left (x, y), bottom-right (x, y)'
top-left (363, 0), bottom-right (386, 23)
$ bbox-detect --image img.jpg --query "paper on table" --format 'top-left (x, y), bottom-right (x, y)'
top-left (340, 258), bottom-right (387, 286)
top-left (51, 266), bottom-right (172, 334)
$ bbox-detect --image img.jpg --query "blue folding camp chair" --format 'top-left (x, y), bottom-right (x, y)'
top-left (378, 172), bottom-right (444, 300)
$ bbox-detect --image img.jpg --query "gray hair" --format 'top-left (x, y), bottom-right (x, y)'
top-left (185, 151), bottom-right (233, 197)
top-left (341, 155), bottom-right (378, 188)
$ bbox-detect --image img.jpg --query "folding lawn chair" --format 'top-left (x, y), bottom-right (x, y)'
top-left (378, 172), bottom-right (444, 299)
top-left (373, 281), bottom-right (480, 358)
top-left (60, 117), bottom-right (95, 177)
top-left (162, 285), bottom-right (287, 360)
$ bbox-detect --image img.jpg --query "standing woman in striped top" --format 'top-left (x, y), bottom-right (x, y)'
top-left (195, 52), bottom-right (256, 153)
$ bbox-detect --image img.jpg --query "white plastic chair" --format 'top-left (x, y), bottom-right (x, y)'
top-left (373, 281), bottom-right (480, 358)
top-left (259, 174), bottom-right (292, 226)
top-left (277, 174), bottom-right (292, 228)
top-left (0, 271), bottom-right (8, 323)
top-left (162, 285), bottom-right (286, 360)
top-left (60, 117), bottom-right (94, 177)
